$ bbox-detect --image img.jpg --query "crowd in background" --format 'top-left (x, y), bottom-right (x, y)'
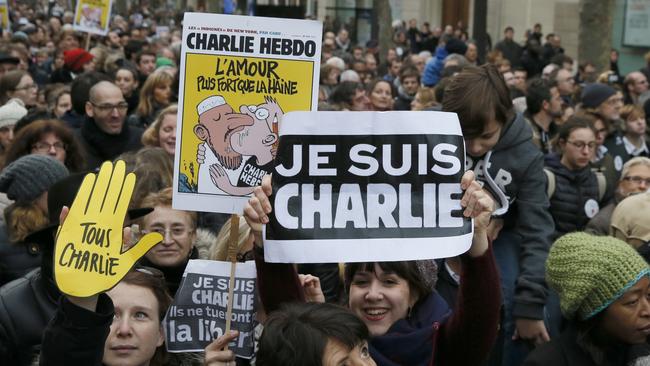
top-left (0, 1), bottom-right (648, 365)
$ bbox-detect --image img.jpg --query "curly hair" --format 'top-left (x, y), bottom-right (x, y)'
top-left (3, 119), bottom-right (85, 172)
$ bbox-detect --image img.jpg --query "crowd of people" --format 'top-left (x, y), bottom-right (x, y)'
top-left (0, 2), bottom-right (648, 365)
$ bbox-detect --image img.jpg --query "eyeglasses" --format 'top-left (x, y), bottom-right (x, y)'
top-left (623, 176), bottom-right (650, 185)
top-left (14, 83), bottom-right (37, 91)
top-left (566, 140), bottom-right (597, 150)
top-left (90, 102), bottom-right (129, 113)
top-left (143, 226), bottom-right (193, 239)
top-left (32, 141), bottom-right (66, 153)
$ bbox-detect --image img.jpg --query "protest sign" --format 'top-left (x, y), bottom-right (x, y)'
top-left (0, 1), bottom-right (9, 32)
top-left (263, 111), bottom-right (473, 263)
top-left (172, 13), bottom-right (322, 214)
top-left (54, 161), bottom-right (163, 297)
top-left (73, 0), bottom-right (112, 36)
top-left (164, 260), bottom-right (257, 357)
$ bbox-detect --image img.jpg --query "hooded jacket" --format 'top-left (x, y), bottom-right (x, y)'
top-left (466, 112), bottom-right (554, 320)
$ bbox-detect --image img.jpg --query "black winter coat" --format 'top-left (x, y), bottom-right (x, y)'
top-left (0, 222), bottom-right (41, 287)
top-left (544, 154), bottom-right (602, 239)
top-left (75, 116), bottom-right (143, 170)
top-left (0, 268), bottom-right (60, 366)
top-left (524, 323), bottom-right (645, 366)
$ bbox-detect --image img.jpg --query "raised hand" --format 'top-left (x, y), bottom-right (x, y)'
top-left (204, 330), bottom-right (238, 366)
top-left (243, 174), bottom-right (272, 247)
top-left (54, 160), bottom-right (163, 297)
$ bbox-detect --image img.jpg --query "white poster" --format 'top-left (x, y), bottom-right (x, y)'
top-left (172, 13), bottom-right (322, 214)
top-left (263, 111), bottom-right (473, 263)
top-left (624, 0), bottom-right (650, 47)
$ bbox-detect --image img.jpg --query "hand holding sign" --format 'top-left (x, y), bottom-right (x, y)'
top-left (54, 161), bottom-right (163, 297)
top-left (243, 174), bottom-right (272, 247)
top-left (460, 170), bottom-right (495, 257)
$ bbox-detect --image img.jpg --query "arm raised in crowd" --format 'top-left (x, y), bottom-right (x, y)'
top-left (437, 171), bottom-right (502, 365)
top-left (244, 175), bottom-right (305, 313)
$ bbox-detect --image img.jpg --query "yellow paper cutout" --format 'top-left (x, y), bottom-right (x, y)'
top-left (54, 160), bottom-right (163, 297)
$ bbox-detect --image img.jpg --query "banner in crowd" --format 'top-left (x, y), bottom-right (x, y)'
top-left (172, 13), bottom-right (322, 214)
top-left (263, 111), bottom-right (473, 263)
top-left (72, 0), bottom-right (113, 36)
top-left (164, 260), bottom-right (257, 357)
top-left (0, 1), bottom-right (9, 32)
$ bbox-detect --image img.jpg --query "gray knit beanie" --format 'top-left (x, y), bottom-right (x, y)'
top-left (0, 155), bottom-right (69, 203)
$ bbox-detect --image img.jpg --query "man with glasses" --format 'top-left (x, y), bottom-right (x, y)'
top-left (76, 81), bottom-right (143, 169)
top-left (587, 157), bottom-right (650, 235)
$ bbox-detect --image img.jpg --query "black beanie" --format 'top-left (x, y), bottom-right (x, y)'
top-left (445, 38), bottom-right (468, 56)
top-left (581, 83), bottom-right (617, 109)
top-left (0, 155), bottom-right (69, 204)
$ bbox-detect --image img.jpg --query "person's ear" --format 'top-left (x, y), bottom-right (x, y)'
top-left (194, 124), bottom-right (208, 141)
top-left (85, 101), bottom-right (94, 117)
top-left (157, 324), bottom-right (164, 347)
top-left (542, 100), bottom-right (550, 112)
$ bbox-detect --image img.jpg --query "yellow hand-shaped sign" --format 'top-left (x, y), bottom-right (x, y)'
top-left (54, 160), bottom-right (163, 297)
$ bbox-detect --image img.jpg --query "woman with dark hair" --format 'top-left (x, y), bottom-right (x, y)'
top-left (0, 70), bottom-right (38, 108)
top-left (3, 119), bottom-right (85, 172)
top-left (114, 65), bottom-right (140, 115)
top-left (127, 69), bottom-right (174, 128)
top-left (545, 116), bottom-right (611, 239)
top-left (40, 267), bottom-right (175, 366)
top-left (524, 233), bottom-right (650, 366)
top-left (329, 81), bottom-right (370, 111)
top-left (366, 79), bottom-right (395, 111)
top-left (244, 173), bottom-right (501, 365)
top-left (206, 302), bottom-right (375, 365)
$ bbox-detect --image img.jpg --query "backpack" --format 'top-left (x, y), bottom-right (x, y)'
top-left (544, 168), bottom-right (606, 202)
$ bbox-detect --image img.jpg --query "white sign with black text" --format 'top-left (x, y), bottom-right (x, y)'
top-left (263, 111), bottom-right (473, 263)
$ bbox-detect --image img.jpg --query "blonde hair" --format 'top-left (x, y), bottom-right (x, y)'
top-left (208, 215), bottom-right (252, 261)
top-left (142, 104), bottom-right (177, 148)
top-left (412, 87), bottom-right (436, 111)
top-left (138, 187), bottom-right (197, 227)
top-left (5, 203), bottom-right (48, 242)
top-left (136, 69), bottom-right (173, 117)
top-left (620, 104), bottom-right (645, 123)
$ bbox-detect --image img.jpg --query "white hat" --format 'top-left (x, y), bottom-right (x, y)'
top-left (197, 96), bottom-right (227, 116)
top-left (0, 99), bottom-right (27, 129)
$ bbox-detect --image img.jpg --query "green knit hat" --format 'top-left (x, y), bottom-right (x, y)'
top-left (546, 232), bottom-right (650, 320)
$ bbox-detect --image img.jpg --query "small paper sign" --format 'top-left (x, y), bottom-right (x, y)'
top-left (164, 259), bottom-right (257, 357)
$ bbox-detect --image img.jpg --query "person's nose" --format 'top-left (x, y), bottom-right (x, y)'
top-left (161, 229), bottom-right (175, 245)
top-left (111, 107), bottom-right (120, 117)
top-left (115, 316), bottom-right (133, 337)
top-left (640, 296), bottom-right (650, 317)
top-left (364, 280), bottom-right (383, 302)
top-left (48, 145), bottom-right (57, 155)
top-left (466, 139), bottom-right (482, 156)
